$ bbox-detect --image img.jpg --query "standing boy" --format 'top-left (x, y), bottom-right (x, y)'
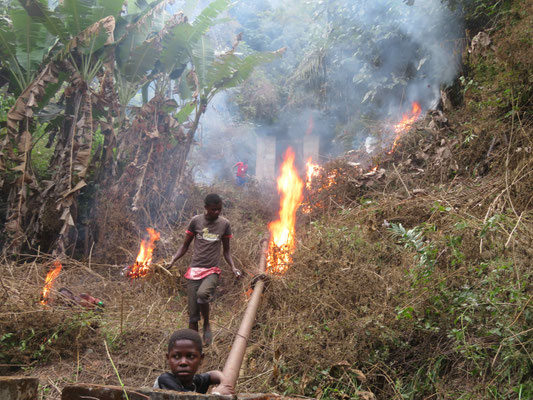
top-left (168, 194), bottom-right (241, 345)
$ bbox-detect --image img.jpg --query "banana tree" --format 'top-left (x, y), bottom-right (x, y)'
top-left (109, 0), bottom-right (284, 216)
top-left (152, 0), bottom-right (284, 201)
top-left (1, 0), bottom-right (123, 254)
top-left (0, 0), bottom-right (282, 256)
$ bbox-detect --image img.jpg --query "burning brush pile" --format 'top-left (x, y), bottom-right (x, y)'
top-left (122, 228), bottom-right (161, 279)
top-left (264, 102), bottom-right (437, 271)
top-left (0, 258), bottom-right (109, 372)
top-left (38, 260), bottom-right (104, 310)
top-left (33, 228), bottom-right (161, 312)
top-left (300, 102), bottom-right (463, 215)
top-left (301, 159), bottom-right (386, 215)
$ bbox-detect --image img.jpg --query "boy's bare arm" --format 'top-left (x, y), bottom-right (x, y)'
top-left (168, 234), bottom-right (193, 268)
top-left (222, 237), bottom-right (241, 278)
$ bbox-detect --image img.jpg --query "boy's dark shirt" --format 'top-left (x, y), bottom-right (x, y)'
top-left (185, 214), bottom-right (232, 269)
top-left (155, 372), bottom-right (211, 394)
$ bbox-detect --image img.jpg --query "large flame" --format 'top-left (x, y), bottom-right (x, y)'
top-left (388, 102), bottom-right (422, 154)
top-left (124, 228), bottom-right (161, 279)
top-left (40, 260), bottom-right (62, 305)
top-left (267, 148), bottom-right (304, 275)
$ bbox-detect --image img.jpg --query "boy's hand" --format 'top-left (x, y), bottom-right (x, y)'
top-left (166, 260), bottom-right (178, 271)
top-left (232, 267), bottom-right (242, 279)
top-left (212, 382), bottom-right (235, 395)
top-left (209, 371), bottom-right (234, 395)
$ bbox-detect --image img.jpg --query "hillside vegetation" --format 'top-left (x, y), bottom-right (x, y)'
top-left (1, 1), bottom-right (532, 399)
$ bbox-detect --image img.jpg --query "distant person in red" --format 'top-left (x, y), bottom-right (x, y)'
top-left (233, 160), bottom-right (248, 186)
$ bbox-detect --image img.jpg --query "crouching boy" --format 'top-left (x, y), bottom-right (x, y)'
top-left (154, 329), bottom-right (234, 394)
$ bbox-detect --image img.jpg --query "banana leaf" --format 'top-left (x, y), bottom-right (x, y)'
top-left (175, 69), bottom-right (193, 101)
top-left (176, 101), bottom-right (196, 123)
top-left (188, 0), bottom-right (231, 43)
top-left (206, 50), bottom-right (284, 96)
top-left (117, 0), bottom-right (182, 81)
top-left (59, 0), bottom-right (98, 35)
top-left (159, 23), bottom-right (193, 71)
top-left (0, 20), bottom-right (20, 82)
top-left (120, 39), bottom-right (160, 82)
top-left (10, 6), bottom-right (52, 87)
top-left (58, 0), bottom-right (122, 36)
top-left (17, 0), bottom-right (68, 43)
top-left (160, 0), bottom-right (230, 71)
top-left (191, 35), bottom-right (214, 91)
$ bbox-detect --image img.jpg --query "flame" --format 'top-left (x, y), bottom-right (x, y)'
top-left (267, 148), bottom-right (304, 275)
top-left (305, 158), bottom-right (339, 189)
top-left (326, 169), bottom-right (340, 187)
top-left (124, 228), bottom-right (161, 279)
top-left (388, 102), bottom-right (422, 154)
top-left (305, 157), bottom-right (321, 189)
top-left (40, 260), bottom-right (62, 305)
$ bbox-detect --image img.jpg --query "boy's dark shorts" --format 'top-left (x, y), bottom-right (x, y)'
top-left (186, 274), bottom-right (219, 323)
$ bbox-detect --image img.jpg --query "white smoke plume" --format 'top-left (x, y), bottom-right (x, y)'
top-left (172, 0), bottom-right (464, 182)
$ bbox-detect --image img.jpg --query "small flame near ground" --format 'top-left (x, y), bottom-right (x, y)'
top-left (305, 159), bottom-right (340, 189)
top-left (388, 102), bottom-right (422, 154)
top-left (267, 148), bottom-right (304, 275)
top-left (40, 260), bottom-right (62, 305)
top-left (305, 157), bottom-right (321, 190)
top-left (124, 228), bottom-right (161, 279)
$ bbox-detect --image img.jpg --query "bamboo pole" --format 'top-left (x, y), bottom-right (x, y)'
top-left (214, 236), bottom-right (269, 392)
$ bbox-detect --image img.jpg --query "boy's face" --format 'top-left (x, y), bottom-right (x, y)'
top-left (166, 339), bottom-right (204, 385)
top-left (204, 202), bottom-right (222, 221)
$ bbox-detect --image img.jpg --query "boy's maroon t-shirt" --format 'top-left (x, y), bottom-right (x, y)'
top-left (185, 214), bottom-right (232, 272)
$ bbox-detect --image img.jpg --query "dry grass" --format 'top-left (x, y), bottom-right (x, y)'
top-left (1, 155), bottom-right (532, 399)
top-left (0, 184), bottom-right (280, 399)
top-left (1, 115), bottom-right (532, 399)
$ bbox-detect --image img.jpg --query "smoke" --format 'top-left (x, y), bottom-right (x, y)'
top-left (189, 92), bottom-right (257, 185)
top-left (173, 0), bottom-right (464, 182)
top-left (317, 0), bottom-right (462, 149)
